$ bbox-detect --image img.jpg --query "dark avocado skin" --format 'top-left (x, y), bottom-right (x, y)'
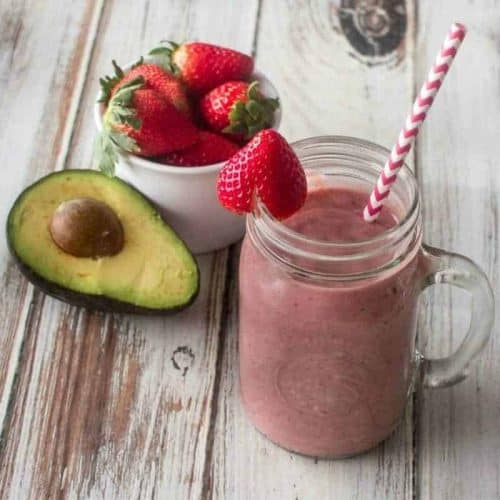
top-left (6, 170), bottom-right (200, 315)
top-left (8, 245), bottom-right (200, 315)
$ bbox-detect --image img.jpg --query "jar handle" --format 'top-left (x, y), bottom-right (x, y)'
top-left (418, 244), bottom-right (495, 388)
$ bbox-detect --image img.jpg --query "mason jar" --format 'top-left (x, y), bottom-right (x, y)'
top-left (238, 136), bottom-right (494, 458)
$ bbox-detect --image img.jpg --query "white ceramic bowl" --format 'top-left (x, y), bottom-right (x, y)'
top-left (94, 63), bottom-right (281, 254)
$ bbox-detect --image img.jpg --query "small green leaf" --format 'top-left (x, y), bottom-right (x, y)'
top-left (115, 107), bottom-right (136, 118)
top-left (268, 97), bottom-right (280, 111)
top-left (247, 124), bottom-right (262, 136)
top-left (93, 132), bottom-right (118, 176)
top-left (112, 76), bottom-right (144, 103)
top-left (112, 60), bottom-right (124, 78)
top-left (124, 115), bottom-right (141, 130)
top-left (149, 41), bottom-right (181, 73)
top-left (223, 122), bottom-right (246, 134)
top-left (131, 56), bottom-right (144, 68)
top-left (105, 76), bottom-right (143, 132)
top-left (98, 59), bottom-right (127, 103)
top-left (246, 100), bottom-right (261, 120)
top-left (96, 70), bottom-right (143, 175)
top-left (225, 84), bottom-right (281, 139)
top-left (109, 130), bottom-right (139, 153)
top-left (149, 46), bottom-right (170, 56)
top-left (247, 81), bottom-right (261, 100)
top-left (232, 101), bottom-right (247, 118)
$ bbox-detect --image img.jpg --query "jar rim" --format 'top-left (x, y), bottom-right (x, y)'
top-left (247, 135), bottom-right (422, 280)
top-left (252, 135), bottom-right (420, 251)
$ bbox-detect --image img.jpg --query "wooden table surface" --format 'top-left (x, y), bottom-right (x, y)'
top-left (0, 1), bottom-right (499, 498)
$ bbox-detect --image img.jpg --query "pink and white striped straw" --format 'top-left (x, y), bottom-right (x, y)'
top-left (363, 22), bottom-right (467, 222)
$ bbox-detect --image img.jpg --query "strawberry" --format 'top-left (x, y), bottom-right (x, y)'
top-left (217, 129), bottom-right (307, 219)
top-left (160, 131), bottom-right (239, 167)
top-left (150, 42), bottom-right (254, 94)
top-left (99, 60), bottom-right (191, 115)
top-left (95, 63), bottom-right (198, 175)
top-left (200, 81), bottom-right (279, 140)
top-left (118, 63), bottom-right (191, 115)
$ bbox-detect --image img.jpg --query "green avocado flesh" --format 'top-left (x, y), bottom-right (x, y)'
top-left (7, 170), bottom-right (199, 312)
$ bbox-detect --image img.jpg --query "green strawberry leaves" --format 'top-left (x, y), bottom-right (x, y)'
top-left (223, 82), bottom-right (279, 140)
top-left (98, 60), bottom-right (124, 104)
top-left (98, 58), bottom-right (145, 104)
top-left (93, 133), bottom-right (118, 177)
top-left (94, 76), bottom-right (144, 176)
top-left (105, 76), bottom-right (144, 129)
top-left (149, 41), bottom-right (180, 74)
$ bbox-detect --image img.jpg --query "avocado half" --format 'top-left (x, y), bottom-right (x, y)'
top-left (7, 170), bottom-right (199, 314)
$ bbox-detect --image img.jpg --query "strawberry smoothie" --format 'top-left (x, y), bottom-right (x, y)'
top-left (239, 186), bottom-right (422, 457)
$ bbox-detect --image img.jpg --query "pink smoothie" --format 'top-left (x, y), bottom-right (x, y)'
top-left (239, 186), bottom-right (421, 457)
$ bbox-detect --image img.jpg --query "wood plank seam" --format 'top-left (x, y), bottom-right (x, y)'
top-left (0, 292), bottom-right (46, 492)
top-left (201, 246), bottom-right (237, 499)
top-left (186, 249), bottom-right (229, 499)
top-left (407, 0), bottom-right (420, 497)
top-left (396, 1), bottom-right (422, 498)
top-left (0, 290), bottom-right (42, 455)
top-left (54, 0), bottom-right (106, 174)
top-left (251, 0), bottom-right (264, 58)
top-left (201, 4), bottom-right (261, 495)
top-left (0, 0), bottom-right (106, 449)
top-left (0, 0), bottom-right (106, 436)
top-left (0, 284), bottom-right (34, 431)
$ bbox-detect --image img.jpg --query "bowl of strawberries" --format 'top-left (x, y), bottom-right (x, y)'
top-left (94, 41), bottom-right (281, 254)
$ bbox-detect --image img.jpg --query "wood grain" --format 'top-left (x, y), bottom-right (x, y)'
top-left (0, 0), bottom-right (259, 498)
top-left (0, 0), bottom-right (104, 434)
top-left (252, 0), bottom-right (416, 146)
top-left (1, 0), bottom-right (499, 498)
top-left (0, 253), bottom-right (228, 499)
top-left (415, 1), bottom-right (500, 499)
top-left (207, 1), bottom-right (417, 499)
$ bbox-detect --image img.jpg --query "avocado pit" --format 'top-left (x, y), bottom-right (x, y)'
top-left (49, 197), bottom-right (124, 258)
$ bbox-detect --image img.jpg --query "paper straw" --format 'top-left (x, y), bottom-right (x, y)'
top-left (363, 22), bottom-right (467, 222)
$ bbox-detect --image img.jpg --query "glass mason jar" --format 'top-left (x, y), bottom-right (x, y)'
top-left (238, 136), bottom-right (494, 459)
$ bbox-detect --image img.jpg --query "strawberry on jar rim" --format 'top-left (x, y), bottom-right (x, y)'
top-left (150, 41), bottom-right (254, 94)
top-left (200, 81), bottom-right (279, 140)
top-left (160, 131), bottom-right (239, 167)
top-left (217, 129), bottom-right (307, 219)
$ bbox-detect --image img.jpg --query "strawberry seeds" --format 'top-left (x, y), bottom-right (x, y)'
top-left (217, 129), bottom-right (307, 220)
